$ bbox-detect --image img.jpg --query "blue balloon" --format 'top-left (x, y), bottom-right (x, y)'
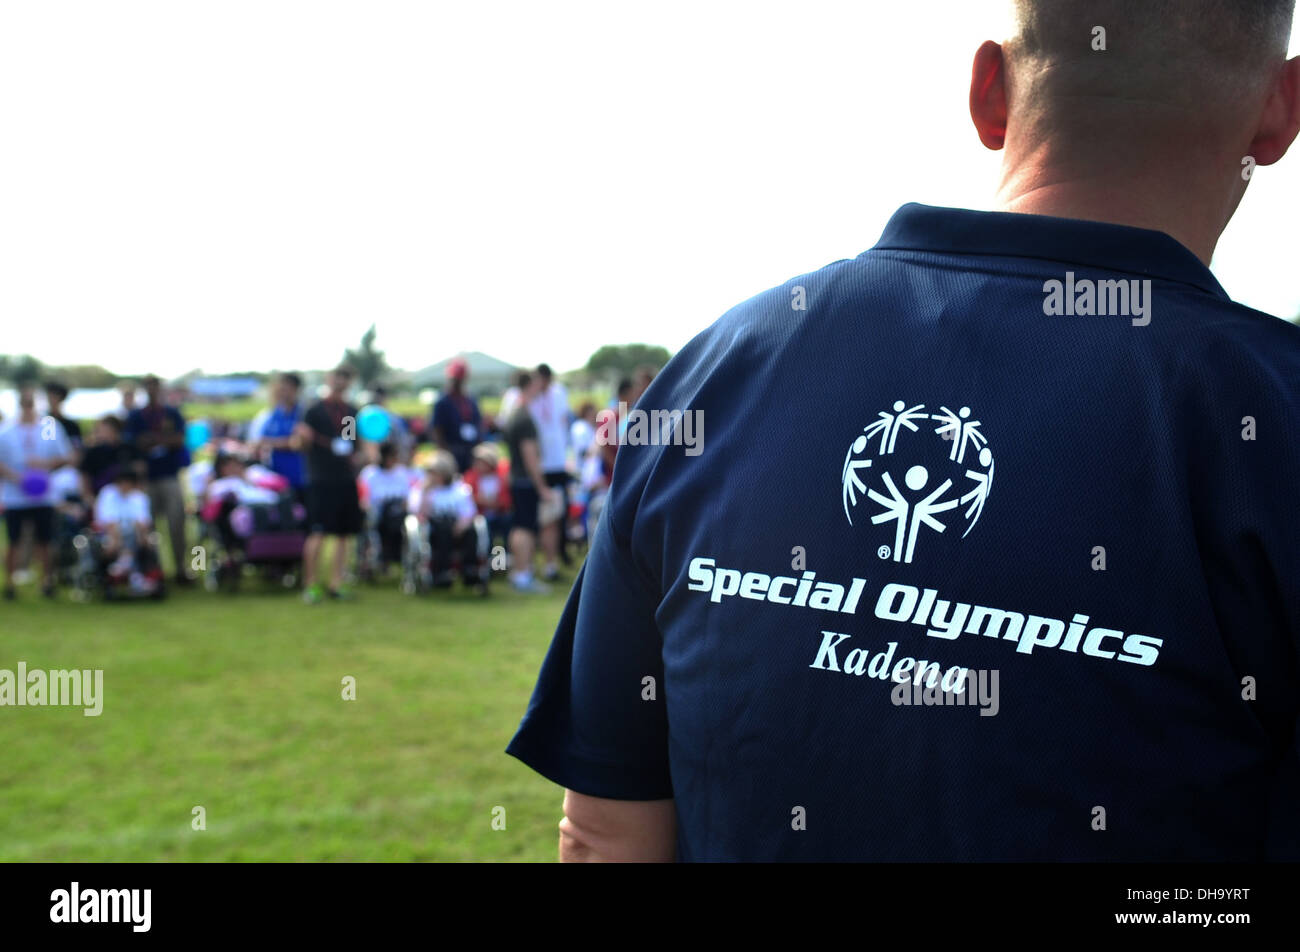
top-left (185, 419), bottom-right (211, 452)
top-left (357, 405), bottom-right (392, 442)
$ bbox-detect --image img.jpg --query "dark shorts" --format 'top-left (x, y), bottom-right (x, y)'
top-left (544, 471), bottom-right (570, 498)
top-left (306, 481), bottom-right (363, 536)
top-left (510, 482), bottom-right (539, 535)
top-left (4, 506), bottom-right (55, 544)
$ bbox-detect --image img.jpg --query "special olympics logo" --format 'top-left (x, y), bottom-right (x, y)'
top-left (841, 400), bottom-right (994, 564)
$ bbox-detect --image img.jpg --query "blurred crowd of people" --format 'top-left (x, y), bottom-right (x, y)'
top-left (0, 358), bottom-right (657, 602)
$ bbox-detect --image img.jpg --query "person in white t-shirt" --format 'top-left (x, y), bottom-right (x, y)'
top-left (0, 385), bottom-right (75, 599)
top-left (569, 401), bottom-right (598, 463)
top-left (408, 449), bottom-right (487, 592)
top-left (358, 442), bottom-right (414, 577)
top-left (95, 470), bottom-right (152, 537)
top-left (93, 469), bottom-right (157, 583)
top-left (360, 443), bottom-right (415, 512)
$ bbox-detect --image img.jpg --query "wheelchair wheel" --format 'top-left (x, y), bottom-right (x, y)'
top-left (400, 515), bottom-right (430, 595)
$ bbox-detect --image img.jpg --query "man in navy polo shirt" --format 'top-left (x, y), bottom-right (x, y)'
top-left (124, 374), bottom-right (191, 586)
top-left (431, 358), bottom-right (482, 474)
top-left (507, 0), bottom-right (1300, 861)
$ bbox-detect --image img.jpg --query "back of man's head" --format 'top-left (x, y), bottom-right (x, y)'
top-left (1005, 1), bottom-right (1293, 139)
top-left (974, 1), bottom-right (1300, 261)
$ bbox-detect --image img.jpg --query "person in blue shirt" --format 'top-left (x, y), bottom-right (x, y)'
top-left (250, 372), bottom-right (306, 496)
top-left (508, 0), bottom-right (1300, 861)
top-left (123, 374), bottom-right (191, 587)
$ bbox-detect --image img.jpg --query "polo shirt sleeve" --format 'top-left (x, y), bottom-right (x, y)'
top-left (506, 509), bottom-right (672, 800)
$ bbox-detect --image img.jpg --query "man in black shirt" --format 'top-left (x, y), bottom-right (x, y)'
top-left (294, 366), bottom-right (363, 603)
top-left (44, 381), bottom-right (82, 454)
top-left (503, 372), bottom-right (558, 593)
top-left (79, 415), bottom-right (144, 496)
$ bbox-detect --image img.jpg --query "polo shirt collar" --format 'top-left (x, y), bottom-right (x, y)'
top-left (872, 203), bottom-right (1230, 301)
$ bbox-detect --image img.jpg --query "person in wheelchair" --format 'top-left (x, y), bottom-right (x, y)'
top-left (92, 468), bottom-right (163, 596)
top-left (202, 451), bottom-right (286, 569)
top-left (49, 462), bottom-right (91, 584)
top-left (407, 449), bottom-right (489, 595)
top-left (357, 441), bottom-right (415, 581)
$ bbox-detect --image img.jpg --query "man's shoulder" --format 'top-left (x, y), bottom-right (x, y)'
top-left (1143, 295), bottom-right (1300, 401)
top-left (507, 407), bottom-right (536, 433)
top-left (653, 255), bottom-right (861, 387)
top-left (1185, 297), bottom-right (1300, 351)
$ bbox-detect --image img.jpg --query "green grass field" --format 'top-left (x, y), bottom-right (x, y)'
top-left (0, 566), bottom-right (571, 862)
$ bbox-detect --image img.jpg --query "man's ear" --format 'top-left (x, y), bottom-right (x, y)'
top-left (970, 40), bottom-right (1008, 151)
top-left (1250, 56), bottom-right (1300, 167)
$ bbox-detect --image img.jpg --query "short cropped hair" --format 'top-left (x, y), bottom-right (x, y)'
top-left (1008, 0), bottom-right (1295, 109)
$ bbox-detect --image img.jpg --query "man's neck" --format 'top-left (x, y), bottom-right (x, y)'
top-left (994, 142), bottom-right (1239, 266)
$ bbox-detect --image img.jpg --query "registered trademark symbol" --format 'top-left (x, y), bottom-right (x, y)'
top-left (877, 545), bottom-right (891, 559)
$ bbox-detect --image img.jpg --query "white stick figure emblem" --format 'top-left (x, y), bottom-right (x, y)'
top-left (842, 400), bottom-right (995, 562)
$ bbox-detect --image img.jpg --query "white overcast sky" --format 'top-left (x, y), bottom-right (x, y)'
top-left (3, 1), bottom-right (1299, 378)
